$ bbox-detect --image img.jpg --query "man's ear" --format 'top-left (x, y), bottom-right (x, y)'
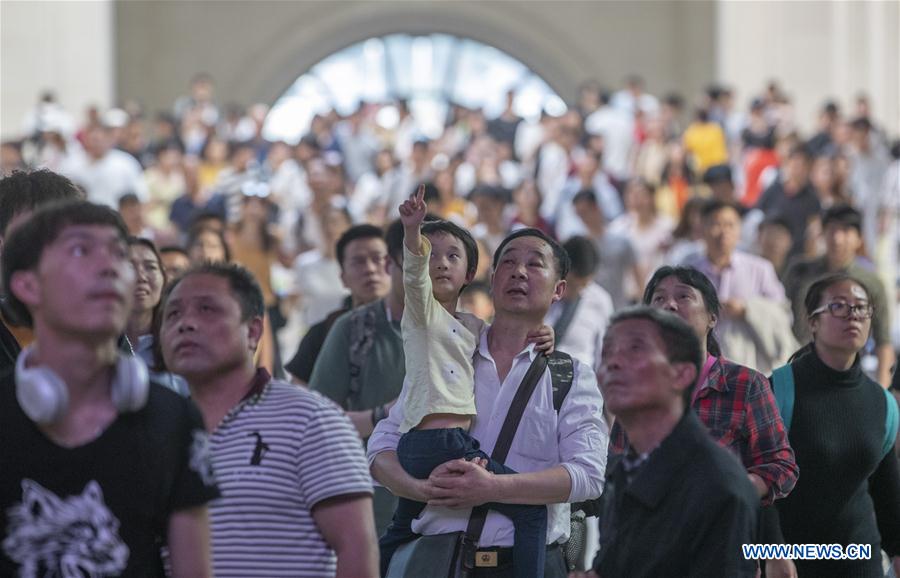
top-left (672, 361), bottom-right (698, 392)
top-left (9, 270), bottom-right (40, 309)
top-left (552, 279), bottom-right (567, 303)
top-left (246, 316), bottom-right (264, 352)
top-left (708, 312), bottom-right (718, 332)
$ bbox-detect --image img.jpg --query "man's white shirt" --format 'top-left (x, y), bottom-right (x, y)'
top-left (60, 149), bottom-right (147, 208)
top-left (544, 282), bottom-right (615, 373)
top-left (368, 332), bottom-right (608, 547)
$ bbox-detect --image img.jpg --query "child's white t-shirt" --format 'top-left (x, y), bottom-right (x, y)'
top-left (399, 237), bottom-right (483, 433)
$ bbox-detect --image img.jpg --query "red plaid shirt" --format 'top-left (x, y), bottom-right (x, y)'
top-left (610, 356), bottom-right (798, 505)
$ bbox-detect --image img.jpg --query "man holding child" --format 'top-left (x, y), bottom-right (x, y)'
top-left (369, 186), bottom-right (609, 578)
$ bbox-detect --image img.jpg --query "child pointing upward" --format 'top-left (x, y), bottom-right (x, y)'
top-left (379, 184), bottom-right (553, 578)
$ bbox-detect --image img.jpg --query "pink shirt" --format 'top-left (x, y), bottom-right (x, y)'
top-left (692, 354), bottom-right (718, 404)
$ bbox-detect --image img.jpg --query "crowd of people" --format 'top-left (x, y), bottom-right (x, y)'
top-left (1, 71), bottom-right (899, 578)
top-left (3, 75), bottom-right (898, 385)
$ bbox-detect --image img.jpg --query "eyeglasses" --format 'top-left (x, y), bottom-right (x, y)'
top-left (810, 301), bottom-right (874, 320)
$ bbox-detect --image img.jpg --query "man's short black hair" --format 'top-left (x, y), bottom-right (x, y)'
top-left (2, 201), bottom-right (128, 327)
top-left (0, 169), bottom-right (84, 237)
top-left (189, 211), bottom-right (226, 232)
top-left (421, 219), bottom-right (479, 282)
top-left (385, 219), bottom-right (405, 265)
top-left (336, 224), bottom-right (386, 269)
top-left (118, 193), bottom-right (141, 209)
top-left (850, 116), bottom-right (872, 132)
top-left (787, 143), bottom-right (812, 161)
top-left (608, 306), bottom-right (703, 407)
top-left (469, 184), bottom-right (510, 205)
top-left (228, 140), bottom-right (255, 159)
top-left (700, 198), bottom-right (743, 221)
top-left (821, 203), bottom-right (862, 233)
top-left (159, 246), bottom-right (189, 259)
top-left (152, 138), bottom-right (185, 156)
top-left (562, 236), bottom-right (599, 278)
top-left (663, 92), bottom-right (684, 109)
top-left (702, 164), bottom-right (733, 186)
top-left (572, 189), bottom-right (599, 207)
top-left (492, 228), bottom-right (570, 281)
top-left (759, 215), bottom-right (791, 233)
top-left (164, 262), bottom-right (265, 322)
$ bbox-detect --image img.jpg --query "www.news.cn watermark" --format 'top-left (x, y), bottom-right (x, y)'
top-left (742, 544), bottom-right (872, 561)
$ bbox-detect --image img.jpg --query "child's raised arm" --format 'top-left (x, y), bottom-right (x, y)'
top-left (399, 184), bottom-right (427, 255)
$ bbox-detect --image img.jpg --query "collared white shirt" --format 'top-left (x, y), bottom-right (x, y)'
top-left (545, 282), bottom-right (614, 372)
top-left (60, 148), bottom-right (148, 208)
top-left (368, 331), bottom-right (609, 547)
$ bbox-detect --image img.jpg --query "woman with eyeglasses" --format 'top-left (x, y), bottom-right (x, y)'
top-left (765, 273), bottom-right (900, 578)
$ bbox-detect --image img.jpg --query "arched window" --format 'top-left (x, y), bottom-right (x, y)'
top-left (263, 33), bottom-right (566, 143)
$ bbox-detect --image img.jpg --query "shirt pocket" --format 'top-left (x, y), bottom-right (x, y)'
top-left (511, 405), bottom-right (558, 469)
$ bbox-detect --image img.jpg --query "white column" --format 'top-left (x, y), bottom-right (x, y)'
top-left (0, 0), bottom-right (114, 140)
top-left (715, 0), bottom-right (899, 135)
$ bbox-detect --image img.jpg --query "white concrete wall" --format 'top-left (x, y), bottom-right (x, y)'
top-left (716, 0), bottom-right (900, 134)
top-left (112, 1), bottom-right (715, 117)
top-left (2, 1), bottom-right (897, 142)
top-left (1, 0), bottom-right (114, 140)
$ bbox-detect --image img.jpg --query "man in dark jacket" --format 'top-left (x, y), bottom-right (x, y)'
top-left (588, 307), bottom-right (759, 578)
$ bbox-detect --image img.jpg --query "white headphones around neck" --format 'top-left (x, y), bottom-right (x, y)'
top-left (15, 345), bottom-right (150, 425)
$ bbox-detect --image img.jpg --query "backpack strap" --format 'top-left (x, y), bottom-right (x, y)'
top-left (549, 351), bottom-right (604, 525)
top-left (548, 351), bottom-right (574, 413)
top-left (881, 388), bottom-right (899, 459)
top-left (347, 305), bottom-right (377, 411)
top-left (552, 298), bottom-right (581, 347)
top-left (770, 364), bottom-right (795, 433)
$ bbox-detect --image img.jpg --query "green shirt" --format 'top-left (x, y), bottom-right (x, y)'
top-left (308, 298), bottom-right (405, 535)
top-left (783, 257), bottom-right (890, 346)
top-left (309, 299), bottom-right (405, 410)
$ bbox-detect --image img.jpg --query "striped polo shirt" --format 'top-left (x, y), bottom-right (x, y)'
top-left (209, 371), bottom-right (373, 577)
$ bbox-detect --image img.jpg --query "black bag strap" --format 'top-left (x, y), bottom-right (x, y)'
top-left (552, 297), bottom-right (581, 346)
top-left (461, 353), bottom-right (549, 571)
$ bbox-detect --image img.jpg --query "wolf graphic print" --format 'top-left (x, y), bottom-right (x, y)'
top-left (3, 479), bottom-right (129, 578)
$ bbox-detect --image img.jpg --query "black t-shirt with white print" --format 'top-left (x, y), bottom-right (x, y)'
top-left (0, 369), bottom-right (220, 577)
